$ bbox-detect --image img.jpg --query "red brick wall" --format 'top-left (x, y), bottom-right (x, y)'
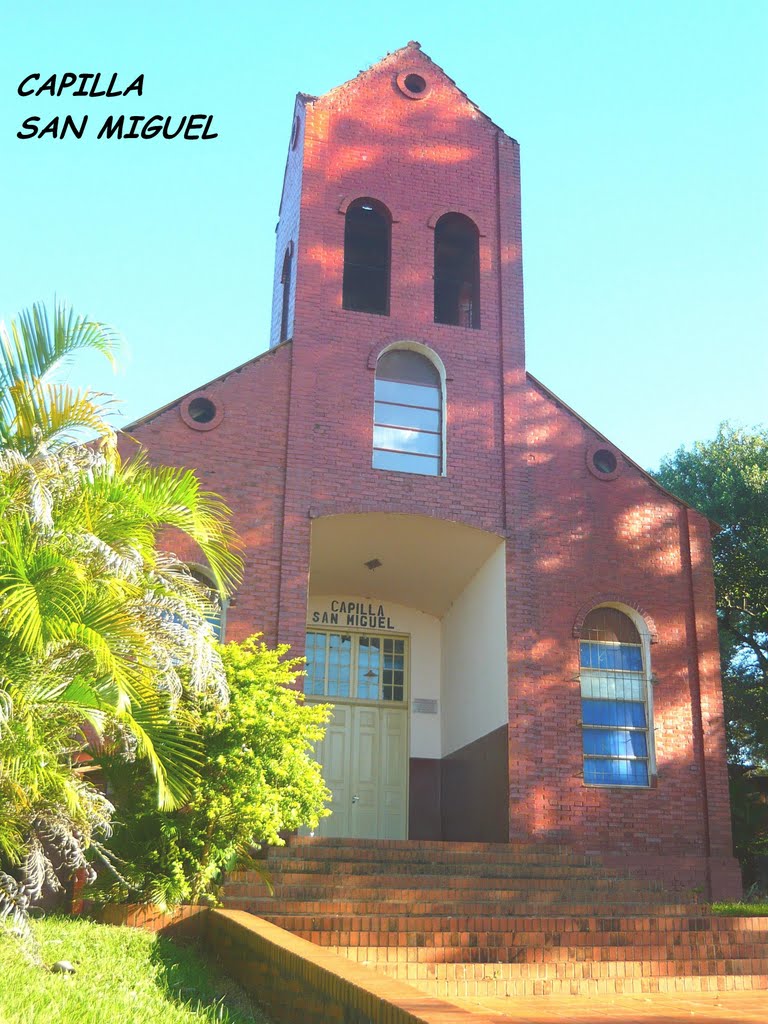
top-left (121, 343), bottom-right (292, 648)
top-left (502, 378), bottom-right (739, 894)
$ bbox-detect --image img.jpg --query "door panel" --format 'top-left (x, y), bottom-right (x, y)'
top-left (380, 708), bottom-right (408, 839)
top-left (351, 707), bottom-right (380, 838)
top-left (308, 703), bottom-right (407, 839)
top-left (314, 705), bottom-right (351, 837)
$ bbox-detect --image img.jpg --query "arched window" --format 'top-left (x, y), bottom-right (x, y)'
top-left (579, 607), bottom-right (652, 787)
top-left (279, 247), bottom-right (292, 342)
top-left (373, 349), bottom-right (442, 475)
top-left (343, 198), bottom-right (391, 315)
top-left (434, 213), bottom-right (480, 328)
top-left (189, 567), bottom-right (225, 642)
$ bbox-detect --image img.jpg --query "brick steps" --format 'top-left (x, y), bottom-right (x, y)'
top-left (257, 912), bottom-right (766, 939)
top-left (266, 933), bottom-right (768, 961)
top-left (261, 840), bottom-right (638, 871)
top-left (236, 871), bottom-right (666, 893)
top-left (220, 838), bottom-right (768, 998)
top-left (262, 914), bottom-right (768, 964)
top-left (333, 945), bottom-right (768, 967)
top-left (225, 897), bottom-right (697, 917)
top-left (228, 883), bottom-right (670, 903)
top-left (247, 863), bottom-right (623, 883)
top-left (279, 837), bottom-right (576, 855)
top-left (356, 953), bottom-right (768, 978)
top-left (365, 961), bottom-right (768, 997)
top-left (238, 861), bottom-right (629, 880)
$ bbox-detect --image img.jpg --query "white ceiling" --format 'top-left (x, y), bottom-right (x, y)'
top-left (309, 513), bottom-right (504, 617)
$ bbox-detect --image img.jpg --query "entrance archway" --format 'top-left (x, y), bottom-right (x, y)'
top-left (306, 513), bottom-right (509, 841)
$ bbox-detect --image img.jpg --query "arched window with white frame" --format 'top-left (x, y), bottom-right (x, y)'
top-left (373, 348), bottom-right (443, 475)
top-left (579, 606), bottom-right (654, 787)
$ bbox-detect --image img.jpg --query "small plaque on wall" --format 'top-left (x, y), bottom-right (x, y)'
top-left (413, 698), bottom-right (438, 715)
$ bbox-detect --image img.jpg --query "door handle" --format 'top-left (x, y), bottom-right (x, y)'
top-left (351, 794), bottom-right (360, 803)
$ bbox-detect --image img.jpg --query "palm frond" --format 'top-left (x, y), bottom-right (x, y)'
top-left (0, 301), bottom-right (119, 452)
top-left (0, 689), bottom-right (12, 732)
top-left (7, 379), bottom-right (116, 452)
top-left (116, 701), bottom-right (204, 811)
top-left (0, 301), bottom-right (118, 390)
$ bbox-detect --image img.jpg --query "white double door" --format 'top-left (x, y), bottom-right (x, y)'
top-left (310, 702), bottom-right (408, 840)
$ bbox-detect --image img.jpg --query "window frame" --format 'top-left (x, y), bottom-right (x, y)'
top-left (372, 342), bottom-right (447, 478)
top-left (578, 605), bottom-right (656, 789)
top-left (304, 628), bottom-right (409, 705)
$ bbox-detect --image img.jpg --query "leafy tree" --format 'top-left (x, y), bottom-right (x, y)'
top-left (654, 424), bottom-right (768, 881)
top-left (0, 302), bottom-right (242, 928)
top-left (92, 636), bottom-right (331, 910)
top-left (654, 424), bottom-right (768, 766)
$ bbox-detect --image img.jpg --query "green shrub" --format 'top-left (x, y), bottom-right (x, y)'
top-left (92, 636), bottom-right (331, 908)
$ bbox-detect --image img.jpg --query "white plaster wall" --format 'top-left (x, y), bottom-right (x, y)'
top-left (440, 543), bottom-right (508, 756)
top-left (306, 595), bottom-right (442, 759)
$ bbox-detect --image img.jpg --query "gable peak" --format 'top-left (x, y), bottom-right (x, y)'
top-left (310, 41), bottom-right (512, 139)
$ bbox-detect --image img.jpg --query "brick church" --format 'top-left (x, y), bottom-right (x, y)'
top-left (125, 43), bottom-right (741, 899)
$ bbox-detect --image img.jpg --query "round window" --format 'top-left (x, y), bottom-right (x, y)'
top-left (586, 443), bottom-right (621, 480)
top-left (180, 394), bottom-right (224, 432)
top-left (592, 449), bottom-right (617, 475)
top-left (404, 73), bottom-right (426, 94)
top-left (396, 70), bottom-right (432, 100)
top-left (188, 397), bottom-right (217, 424)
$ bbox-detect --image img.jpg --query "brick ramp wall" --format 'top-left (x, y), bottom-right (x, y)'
top-left (206, 908), bottom-right (498, 1024)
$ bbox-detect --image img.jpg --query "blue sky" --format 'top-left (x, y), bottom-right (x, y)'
top-left (1, 1), bottom-right (765, 469)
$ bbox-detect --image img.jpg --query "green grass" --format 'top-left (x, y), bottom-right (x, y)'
top-left (710, 902), bottom-right (768, 916)
top-left (0, 915), bottom-right (272, 1024)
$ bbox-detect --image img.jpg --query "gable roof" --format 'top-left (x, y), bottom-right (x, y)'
top-left (309, 40), bottom-right (517, 142)
top-left (121, 340), bottom-right (290, 433)
top-left (525, 371), bottom-right (719, 530)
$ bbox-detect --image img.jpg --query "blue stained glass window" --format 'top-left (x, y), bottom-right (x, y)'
top-left (579, 608), bottom-right (651, 787)
top-left (580, 642), bottom-right (642, 671)
top-left (584, 758), bottom-right (649, 786)
top-left (583, 728), bottom-right (648, 758)
top-left (582, 700), bottom-right (646, 729)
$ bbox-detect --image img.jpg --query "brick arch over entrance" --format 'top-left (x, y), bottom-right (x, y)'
top-left (572, 594), bottom-right (659, 643)
top-left (308, 502), bottom-right (506, 539)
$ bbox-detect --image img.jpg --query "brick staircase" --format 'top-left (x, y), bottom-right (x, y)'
top-left (222, 837), bottom-right (768, 998)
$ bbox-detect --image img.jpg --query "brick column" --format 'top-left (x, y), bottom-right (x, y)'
top-left (686, 509), bottom-right (742, 899)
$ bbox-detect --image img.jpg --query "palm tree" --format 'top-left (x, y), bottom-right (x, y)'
top-left (0, 301), bottom-right (242, 927)
top-left (0, 300), bottom-right (119, 454)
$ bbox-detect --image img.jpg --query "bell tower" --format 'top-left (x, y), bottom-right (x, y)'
top-left (269, 41), bottom-right (526, 377)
